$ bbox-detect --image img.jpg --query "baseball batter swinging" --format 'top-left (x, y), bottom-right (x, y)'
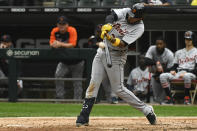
top-left (76, 3), bottom-right (157, 127)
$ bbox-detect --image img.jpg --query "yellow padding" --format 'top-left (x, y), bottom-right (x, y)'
top-left (100, 31), bottom-right (106, 39)
top-left (112, 38), bottom-right (120, 47)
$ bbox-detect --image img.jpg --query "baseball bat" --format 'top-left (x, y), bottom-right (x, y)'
top-left (104, 37), bottom-right (112, 68)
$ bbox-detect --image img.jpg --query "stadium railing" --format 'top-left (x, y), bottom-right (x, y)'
top-left (0, 48), bottom-right (96, 102)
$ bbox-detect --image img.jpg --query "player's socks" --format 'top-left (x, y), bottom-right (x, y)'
top-left (184, 88), bottom-right (191, 105)
top-left (162, 88), bottom-right (174, 104)
top-left (76, 97), bottom-right (95, 127)
top-left (184, 88), bottom-right (190, 96)
top-left (164, 87), bottom-right (172, 97)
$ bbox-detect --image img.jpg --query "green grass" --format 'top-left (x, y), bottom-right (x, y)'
top-left (0, 102), bottom-right (196, 117)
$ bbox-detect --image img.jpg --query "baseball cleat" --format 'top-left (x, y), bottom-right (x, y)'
top-left (111, 97), bottom-right (119, 104)
top-left (146, 106), bottom-right (157, 125)
top-left (76, 115), bottom-right (89, 127)
top-left (76, 122), bottom-right (89, 127)
top-left (161, 96), bottom-right (174, 105)
top-left (184, 99), bottom-right (191, 105)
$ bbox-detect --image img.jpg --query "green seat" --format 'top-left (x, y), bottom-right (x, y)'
top-left (43, 0), bottom-right (56, 7)
top-left (124, 0), bottom-right (134, 5)
top-left (55, 0), bottom-right (76, 7)
top-left (102, 0), bottom-right (122, 6)
top-left (175, 0), bottom-right (190, 5)
top-left (78, 0), bottom-right (100, 6)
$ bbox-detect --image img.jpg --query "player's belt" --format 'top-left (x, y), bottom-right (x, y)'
top-left (178, 69), bottom-right (191, 72)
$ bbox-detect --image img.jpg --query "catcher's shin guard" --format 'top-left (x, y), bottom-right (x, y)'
top-left (76, 97), bottom-right (95, 127)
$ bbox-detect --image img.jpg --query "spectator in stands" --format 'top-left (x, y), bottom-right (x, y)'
top-left (141, 0), bottom-right (172, 6)
top-left (50, 16), bottom-right (84, 100)
top-left (160, 31), bottom-right (197, 105)
top-left (127, 55), bottom-right (152, 103)
top-left (145, 36), bottom-right (174, 104)
top-left (0, 34), bottom-right (23, 95)
top-left (86, 24), bottom-right (119, 104)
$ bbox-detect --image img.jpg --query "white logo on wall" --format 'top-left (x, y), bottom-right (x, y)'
top-left (6, 49), bottom-right (40, 58)
top-left (6, 49), bottom-right (14, 56)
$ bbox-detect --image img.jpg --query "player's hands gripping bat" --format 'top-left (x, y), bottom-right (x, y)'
top-left (100, 24), bottom-right (113, 68)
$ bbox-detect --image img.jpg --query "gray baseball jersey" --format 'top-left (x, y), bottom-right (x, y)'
top-left (145, 45), bottom-right (174, 69)
top-left (160, 47), bottom-right (197, 88)
top-left (175, 48), bottom-right (197, 70)
top-left (107, 8), bottom-right (144, 51)
top-left (127, 67), bottom-right (152, 93)
top-left (145, 45), bottom-right (174, 102)
top-left (85, 8), bottom-right (153, 115)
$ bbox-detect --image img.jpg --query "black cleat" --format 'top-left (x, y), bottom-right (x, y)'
top-left (146, 106), bottom-right (157, 125)
top-left (161, 96), bottom-right (174, 105)
top-left (76, 97), bottom-right (95, 127)
top-left (111, 97), bottom-right (119, 104)
top-left (184, 98), bottom-right (191, 105)
top-left (76, 115), bottom-right (89, 127)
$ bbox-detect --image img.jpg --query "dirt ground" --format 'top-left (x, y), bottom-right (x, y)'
top-left (0, 117), bottom-right (197, 131)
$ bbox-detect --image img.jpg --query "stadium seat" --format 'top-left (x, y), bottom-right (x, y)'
top-left (101, 0), bottom-right (122, 6)
top-left (0, 0), bottom-right (9, 6)
top-left (124, 0), bottom-right (133, 5)
top-left (55, 0), bottom-right (76, 7)
top-left (78, 0), bottom-right (100, 6)
top-left (175, 0), bottom-right (190, 5)
top-left (123, 0), bottom-right (141, 6)
top-left (43, 0), bottom-right (56, 7)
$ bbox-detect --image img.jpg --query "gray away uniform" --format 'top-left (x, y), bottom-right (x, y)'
top-left (85, 8), bottom-right (153, 115)
top-left (145, 45), bottom-right (174, 102)
top-left (127, 67), bottom-right (152, 94)
top-left (160, 48), bottom-right (197, 89)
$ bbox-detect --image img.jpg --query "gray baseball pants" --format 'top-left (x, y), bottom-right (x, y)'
top-left (160, 71), bottom-right (196, 89)
top-left (85, 48), bottom-right (151, 115)
top-left (151, 77), bottom-right (166, 103)
top-left (55, 61), bottom-right (85, 99)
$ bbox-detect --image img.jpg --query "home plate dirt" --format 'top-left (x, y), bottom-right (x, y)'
top-left (0, 117), bottom-right (197, 131)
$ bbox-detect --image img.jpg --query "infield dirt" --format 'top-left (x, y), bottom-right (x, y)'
top-left (0, 117), bottom-right (197, 131)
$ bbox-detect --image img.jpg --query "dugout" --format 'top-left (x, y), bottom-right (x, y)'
top-left (0, 5), bottom-right (197, 102)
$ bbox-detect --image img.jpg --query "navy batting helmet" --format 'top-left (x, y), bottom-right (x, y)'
top-left (127, 3), bottom-right (145, 18)
top-left (184, 31), bottom-right (196, 44)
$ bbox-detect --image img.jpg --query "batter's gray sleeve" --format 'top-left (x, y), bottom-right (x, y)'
top-left (112, 8), bottom-right (131, 21)
top-left (122, 26), bottom-right (144, 45)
